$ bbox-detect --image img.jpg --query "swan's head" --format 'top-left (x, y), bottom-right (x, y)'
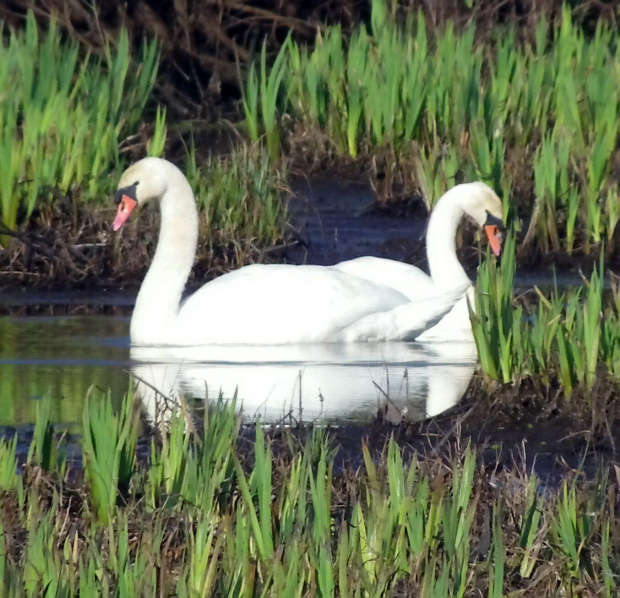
top-left (113, 158), bottom-right (170, 231)
top-left (459, 182), bottom-right (505, 256)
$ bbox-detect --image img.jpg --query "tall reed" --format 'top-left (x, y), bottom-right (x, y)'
top-left (472, 237), bottom-right (619, 391)
top-left (0, 12), bottom-right (159, 235)
top-left (82, 390), bottom-right (140, 525)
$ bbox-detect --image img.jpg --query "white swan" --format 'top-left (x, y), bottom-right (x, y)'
top-left (333, 182), bottom-right (505, 342)
top-left (113, 158), bottom-right (504, 346)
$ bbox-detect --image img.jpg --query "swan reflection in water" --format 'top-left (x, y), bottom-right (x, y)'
top-left (130, 341), bottom-right (477, 426)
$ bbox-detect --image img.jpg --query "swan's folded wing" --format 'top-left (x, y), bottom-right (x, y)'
top-left (339, 283), bottom-right (470, 342)
top-left (415, 287), bottom-right (475, 342)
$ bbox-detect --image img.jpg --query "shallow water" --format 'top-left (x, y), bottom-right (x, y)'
top-left (132, 340), bottom-right (478, 425)
top-left (0, 314), bottom-right (477, 429)
top-left (0, 180), bottom-right (463, 430)
top-left (288, 179), bottom-right (426, 265)
top-left (0, 315), bottom-right (131, 429)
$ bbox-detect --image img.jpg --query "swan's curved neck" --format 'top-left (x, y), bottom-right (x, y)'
top-left (426, 190), bottom-right (471, 290)
top-left (131, 173), bottom-right (198, 343)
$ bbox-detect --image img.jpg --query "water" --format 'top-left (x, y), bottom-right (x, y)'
top-left (0, 315), bottom-right (130, 428)
top-left (133, 341), bottom-right (477, 425)
top-left (288, 179), bottom-right (427, 266)
top-left (0, 312), bottom-right (476, 429)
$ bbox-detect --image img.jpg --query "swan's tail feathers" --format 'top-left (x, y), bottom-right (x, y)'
top-left (342, 282), bottom-right (471, 342)
top-left (411, 282), bottom-right (469, 309)
top-left (403, 282), bottom-right (471, 340)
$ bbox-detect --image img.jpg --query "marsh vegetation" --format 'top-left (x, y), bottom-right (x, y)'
top-left (0, 1), bottom-right (619, 594)
top-left (0, 394), bottom-right (618, 596)
top-left (243, 1), bottom-right (620, 264)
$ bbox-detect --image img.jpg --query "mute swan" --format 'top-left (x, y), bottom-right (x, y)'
top-left (113, 158), bottom-right (503, 346)
top-left (333, 182), bottom-right (505, 342)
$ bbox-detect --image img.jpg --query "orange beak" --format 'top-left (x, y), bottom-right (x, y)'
top-left (485, 224), bottom-right (502, 256)
top-left (113, 195), bottom-right (138, 231)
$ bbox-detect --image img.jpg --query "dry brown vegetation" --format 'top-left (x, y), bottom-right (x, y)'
top-left (0, 203), bottom-right (289, 289)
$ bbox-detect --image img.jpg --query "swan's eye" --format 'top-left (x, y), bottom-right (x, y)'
top-left (114, 183), bottom-right (139, 205)
top-left (484, 210), bottom-right (505, 231)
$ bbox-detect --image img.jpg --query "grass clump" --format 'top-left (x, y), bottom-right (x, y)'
top-left (0, 11), bottom-right (160, 235)
top-left (81, 390), bottom-right (139, 525)
top-left (0, 436), bottom-right (18, 490)
top-left (244, 0), bottom-right (620, 259)
top-left (471, 232), bottom-right (619, 392)
top-left (0, 394), bottom-right (619, 594)
top-left (186, 143), bottom-right (289, 245)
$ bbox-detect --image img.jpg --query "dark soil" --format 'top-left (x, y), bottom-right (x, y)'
top-left (1, 171), bottom-right (616, 292)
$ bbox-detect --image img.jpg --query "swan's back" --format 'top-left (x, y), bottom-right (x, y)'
top-left (332, 257), bottom-right (437, 300)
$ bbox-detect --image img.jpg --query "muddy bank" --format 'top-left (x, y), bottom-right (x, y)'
top-left (240, 372), bottom-right (620, 485)
top-left (0, 201), bottom-right (287, 292)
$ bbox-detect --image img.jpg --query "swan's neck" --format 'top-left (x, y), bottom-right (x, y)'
top-left (426, 191), bottom-right (471, 291)
top-left (131, 175), bottom-right (198, 343)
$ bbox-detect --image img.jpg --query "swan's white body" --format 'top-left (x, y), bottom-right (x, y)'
top-left (114, 159), bottom-right (503, 346)
top-left (173, 264), bottom-right (466, 344)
